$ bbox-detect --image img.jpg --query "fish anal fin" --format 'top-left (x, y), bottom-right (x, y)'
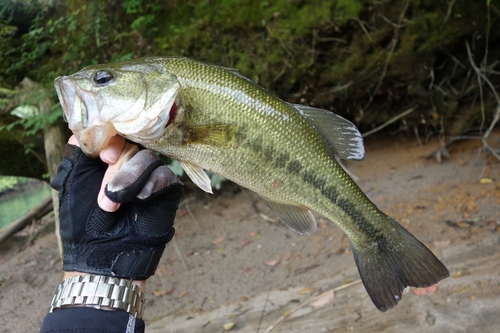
top-left (179, 161), bottom-right (213, 194)
top-left (294, 104), bottom-right (365, 161)
top-left (351, 218), bottom-right (449, 311)
top-left (263, 198), bottom-right (317, 235)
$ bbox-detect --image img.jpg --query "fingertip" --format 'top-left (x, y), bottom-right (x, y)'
top-left (100, 135), bottom-right (126, 164)
top-left (68, 135), bottom-right (80, 147)
top-left (99, 195), bottom-right (121, 212)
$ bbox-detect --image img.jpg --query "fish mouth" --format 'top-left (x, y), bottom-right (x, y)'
top-left (54, 76), bottom-right (116, 157)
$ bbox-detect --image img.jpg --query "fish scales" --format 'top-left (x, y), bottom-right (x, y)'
top-left (151, 58), bottom-right (374, 238)
top-left (54, 56), bottom-right (449, 312)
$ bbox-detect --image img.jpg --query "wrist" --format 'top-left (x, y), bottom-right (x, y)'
top-left (49, 273), bottom-right (146, 318)
top-left (63, 271), bottom-right (147, 292)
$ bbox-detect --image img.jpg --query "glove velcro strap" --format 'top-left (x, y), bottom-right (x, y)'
top-left (63, 240), bottom-right (171, 280)
top-left (111, 246), bottom-right (166, 280)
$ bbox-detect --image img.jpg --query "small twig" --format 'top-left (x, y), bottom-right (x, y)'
top-left (378, 12), bottom-right (405, 28)
top-left (468, 41), bottom-right (487, 134)
top-left (314, 36), bottom-right (348, 44)
top-left (428, 68), bottom-right (435, 90)
top-left (183, 198), bottom-right (202, 231)
top-left (483, 104), bottom-right (500, 161)
top-left (308, 29), bottom-right (317, 68)
top-left (449, 54), bottom-right (467, 70)
top-left (482, 3), bottom-right (491, 70)
top-left (328, 81), bottom-right (354, 93)
top-left (444, 0), bottom-right (457, 24)
top-left (264, 279), bottom-right (362, 333)
top-left (273, 55), bottom-right (291, 83)
top-left (13, 137), bottom-right (47, 166)
top-left (491, 4), bottom-right (500, 17)
top-left (363, 0), bottom-right (410, 112)
top-left (413, 125), bottom-right (423, 146)
top-left (465, 41), bottom-right (500, 148)
top-left (459, 68), bottom-right (472, 96)
top-left (172, 237), bottom-right (188, 271)
top-left (446, 78), bottom-right (459, 97)
top-left (356, 19), bottom-right (372, 41)
top-left (362, 107), bottom-right (416, 138)
top-left (256, 287), bottom-right (273, 333)
top-left (25, 218), bottom-right (37, 247)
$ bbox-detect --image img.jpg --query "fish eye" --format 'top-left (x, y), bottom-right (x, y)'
top-left (93, 70), bottom-right (114, 85)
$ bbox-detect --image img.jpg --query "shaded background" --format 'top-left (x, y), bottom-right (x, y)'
top-left (0, 0), bottom-right (499, 179)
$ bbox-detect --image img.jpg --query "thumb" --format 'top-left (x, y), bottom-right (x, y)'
top-left (98, 138), bottom-right (139, 212)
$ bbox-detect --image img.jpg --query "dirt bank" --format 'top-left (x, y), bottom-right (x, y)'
top-left (1, 133), bottom-right (499, 333)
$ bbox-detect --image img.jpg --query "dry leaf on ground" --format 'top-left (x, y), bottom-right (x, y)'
top-left (310, 291), bottom-right (335, 308)
top-left (411, 284), bottom-right (438, 295)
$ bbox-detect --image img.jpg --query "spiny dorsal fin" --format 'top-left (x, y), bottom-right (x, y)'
top-left (262, 198), bottom-right (317, 235)
top-left (179, 160), bottom-right (213, 194)
top-left (294, 104), bottom-right (365, 161)
top-left (221, 67), bottom-right (260, 86)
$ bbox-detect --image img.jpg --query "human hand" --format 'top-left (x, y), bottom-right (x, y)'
top-left (51, 136), bottom-right (183, 282)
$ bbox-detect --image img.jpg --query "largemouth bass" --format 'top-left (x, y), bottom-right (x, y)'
top-left (54, 57), bottom-right (449, 311)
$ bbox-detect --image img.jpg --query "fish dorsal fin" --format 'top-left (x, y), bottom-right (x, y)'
top-left (179, 161), bottom-right (213, 194)
top-left (222, 67), bottom-right (259, 85)
top-left (294, 105), bottom-right (365, 161)
top-left (262, 198), bottom-right (317, 235)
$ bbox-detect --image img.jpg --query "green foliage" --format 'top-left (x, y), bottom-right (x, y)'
top-left (1, 103), bottom-right (61, 136)
top-left (0, 0), bottom-right (498, 178)
top-left (0, 175), bottom-right (18, 192)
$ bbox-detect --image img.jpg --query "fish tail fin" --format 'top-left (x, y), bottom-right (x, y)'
top-left (351, 217), bottom-right (449, 312)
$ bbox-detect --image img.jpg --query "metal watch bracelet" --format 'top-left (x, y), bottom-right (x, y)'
top-left (48, 275), bottom-right (145, 318)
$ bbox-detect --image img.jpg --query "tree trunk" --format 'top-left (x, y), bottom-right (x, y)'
top-left (38, 88), bottom-right (65, 260)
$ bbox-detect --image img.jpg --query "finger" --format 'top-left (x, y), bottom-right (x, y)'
top-left (99, 135), bottom-right (126, 164)
top-left (68, 135), bottom-right (80, 146)
top-left (136, 165), bottom-right (183, 200)
top-left (98, 141), bottom-right (139, 212)
top-left (105, 150), bottom-right (163, 203)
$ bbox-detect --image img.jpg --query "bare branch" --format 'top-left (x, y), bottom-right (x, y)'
top-left (362, 107), bottom-right (417, 138)
top-left (362, 0), bottom-right (410, 112)
top-left (356, 19), bottom-right (373, 41)
top-left (444, 0), bottom-right (457, 24)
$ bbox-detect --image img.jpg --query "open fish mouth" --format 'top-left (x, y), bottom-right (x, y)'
top-left (54, 76), bottom-right (117, 157)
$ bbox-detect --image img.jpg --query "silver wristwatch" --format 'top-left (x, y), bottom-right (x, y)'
top-left (48, 275), bottom-right (146, 318)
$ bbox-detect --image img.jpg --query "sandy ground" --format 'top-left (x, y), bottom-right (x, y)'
top-left (1, 133), bottom-right (499, 333)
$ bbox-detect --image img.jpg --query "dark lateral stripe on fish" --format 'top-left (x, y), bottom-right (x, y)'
top-left (301, 166), bottom-right (386, 240)
top-left (243, 130), bottom-right (385, 240)
top-left (274, 152), bottom-right (291, 169)
top-left (336, 197), bottom-right (386, 240)
top-left (239, 132), bottom-right (385, 241)
top-left (287, 160), bottom-right (303, 174)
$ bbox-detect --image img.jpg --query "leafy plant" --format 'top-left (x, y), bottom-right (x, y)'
top-left (0, 176), bottom-right (18, 192)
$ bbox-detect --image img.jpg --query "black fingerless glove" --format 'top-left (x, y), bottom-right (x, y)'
top-left (50, 144), bottom-right (182, 280)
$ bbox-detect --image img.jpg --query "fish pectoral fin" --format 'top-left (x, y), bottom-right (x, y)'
top-left (294, 104), bottom-right (365, 161)
top-left (184, 123), bottom-right (239, 148)
top-left (179, 161), bottom-right (213, 194)
top-left (263, 198), bottom-right (317, 235)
